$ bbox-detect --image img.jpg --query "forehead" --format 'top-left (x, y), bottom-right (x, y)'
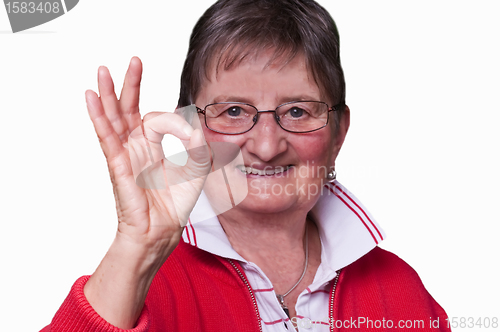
top-left (197, 51), bottom-right (323, 105)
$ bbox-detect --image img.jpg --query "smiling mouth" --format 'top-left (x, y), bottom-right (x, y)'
top-left (236, 165), bottom-right (293, 176)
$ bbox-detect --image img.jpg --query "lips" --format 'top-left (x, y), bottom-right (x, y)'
top-left (236, 165), bottom-right (292, 176)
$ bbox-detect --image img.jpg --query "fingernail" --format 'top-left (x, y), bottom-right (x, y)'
top-left (183, 126), bottom-right (194, 137)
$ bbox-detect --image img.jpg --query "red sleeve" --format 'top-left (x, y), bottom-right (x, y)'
top-left (335, 247), bottom-right (451, 331)
top-left (40, 276), bottom-right (150, 332)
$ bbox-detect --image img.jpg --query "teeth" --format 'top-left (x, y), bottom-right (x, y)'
top-left (237, 165), bottom-right (291, 175)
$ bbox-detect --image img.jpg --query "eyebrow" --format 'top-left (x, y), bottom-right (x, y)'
top-left (212, 96), bottom-right (254, 104)
top-left (211, 95), bottom-right (322, 105)
top-left (278, 95), bottom-right (321, 103)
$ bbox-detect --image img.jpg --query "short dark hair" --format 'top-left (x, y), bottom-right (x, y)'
top-left (178, 0), bottom-right (346, 119)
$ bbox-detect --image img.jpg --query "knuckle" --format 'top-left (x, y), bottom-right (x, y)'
top-left (142, 112), bottom-right (167, 123)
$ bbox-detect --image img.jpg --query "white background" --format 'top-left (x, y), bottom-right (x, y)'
top-left (1, 1), bottom-right (499, 330)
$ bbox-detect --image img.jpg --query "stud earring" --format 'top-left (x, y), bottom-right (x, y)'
top-left (326, 169), bottom-right (337, 182)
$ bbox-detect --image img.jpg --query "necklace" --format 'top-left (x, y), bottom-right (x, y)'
top-left (276, 225), bottom-right (309, 318)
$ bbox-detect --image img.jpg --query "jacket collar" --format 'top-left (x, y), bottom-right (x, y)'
top-left (182, 180), bottom-right (385, 273)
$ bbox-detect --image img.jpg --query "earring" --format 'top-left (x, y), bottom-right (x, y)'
top-left (326, 169), bottom-right (337, 183)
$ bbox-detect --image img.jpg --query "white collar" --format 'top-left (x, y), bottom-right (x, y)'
top-left (182, 180), bottom-right (385, 272)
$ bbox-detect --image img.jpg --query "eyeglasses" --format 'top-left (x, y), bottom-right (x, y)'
top-left (196, 101), bottom-right (342, 135)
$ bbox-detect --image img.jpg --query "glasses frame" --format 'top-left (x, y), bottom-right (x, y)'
top-left (196, 101), bottom-right (343, 135)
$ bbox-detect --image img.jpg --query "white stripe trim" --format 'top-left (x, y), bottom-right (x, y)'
top-left (327, 182), bottom-right (385, 244)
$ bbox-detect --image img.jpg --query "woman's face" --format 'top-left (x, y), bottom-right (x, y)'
top-left (195, 52), bottom-right (348, 216)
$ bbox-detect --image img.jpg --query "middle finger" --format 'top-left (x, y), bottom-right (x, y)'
top-left (98, 66), bottom-right (129, 142)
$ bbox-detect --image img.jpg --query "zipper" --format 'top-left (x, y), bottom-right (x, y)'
top-left (227, 259), bottom-right (263, 332)
top-left (329, 270), bottom-right (341, 332)
top-left (228, 258), bottom-right (341, 332)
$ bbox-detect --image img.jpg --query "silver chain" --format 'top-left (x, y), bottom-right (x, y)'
top-left (278, 225), bottom-right (308, 298)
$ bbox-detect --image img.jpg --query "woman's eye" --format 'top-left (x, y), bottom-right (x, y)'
top-left (289, 107), bottom-right (305, 118)
top-left (226, 106), bottom-right (242, 117)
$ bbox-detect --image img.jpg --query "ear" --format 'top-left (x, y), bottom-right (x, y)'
top-left (330, 105), bottom-right (350, 167)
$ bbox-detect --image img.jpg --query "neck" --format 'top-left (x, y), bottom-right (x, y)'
top-left (219, 208), bottom-right (322, 319)
top-left (218, 207), bottom-right (320, 294)
top-left (218, 208), bottom-right (309, 260)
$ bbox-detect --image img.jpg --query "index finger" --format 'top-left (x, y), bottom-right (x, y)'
top-left (128, 110), bottom-right (197, 175)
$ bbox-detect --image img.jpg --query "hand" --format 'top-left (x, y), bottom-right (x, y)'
top-left (83, 57), bottom-right (210, 328)
top-left (86, 56), bottom-right (210, 249)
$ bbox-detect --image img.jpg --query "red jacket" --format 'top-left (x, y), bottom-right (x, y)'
top-left (43, 241), bottom-right (450, 331)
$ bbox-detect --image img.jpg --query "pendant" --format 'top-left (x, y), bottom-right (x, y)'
top-left (277, 294), bottom-right (290, 318)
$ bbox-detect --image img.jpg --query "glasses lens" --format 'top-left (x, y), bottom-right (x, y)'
top-left (276, 101), bottom-right (329, 132)
top-left (204, 103), bottom-right (257, 134)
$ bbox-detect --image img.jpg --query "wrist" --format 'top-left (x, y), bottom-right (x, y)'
top-left (83, 230), bottom-right (182, 329)
top-left (110, 229), bottom-right (182, 279)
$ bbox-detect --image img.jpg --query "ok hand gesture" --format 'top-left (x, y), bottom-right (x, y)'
top-left (83, 57), bottom-right (210, 329)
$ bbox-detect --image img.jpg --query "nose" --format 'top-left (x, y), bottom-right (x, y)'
top-left (244, 111), bottom-right (288, 162)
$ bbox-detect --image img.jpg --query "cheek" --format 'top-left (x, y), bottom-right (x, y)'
top-left (201, 125), bottom-right (248, 168)
top-left (202, 126), bottom-right (245, 146)
top-left (293, 131), bottom-right (333, 164)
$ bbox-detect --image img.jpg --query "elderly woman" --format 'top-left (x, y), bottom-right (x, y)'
top-left (42, 0), bottom-right (450, 331)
